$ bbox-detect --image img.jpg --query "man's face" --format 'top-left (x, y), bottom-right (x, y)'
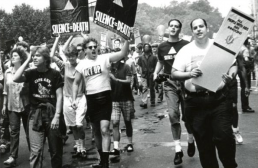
top-left (144, 45), bottom-right (151, 53)
top-left (33, 51), bottom-right (45, 67)
top-left (100, 47), bottom-right (106, 54)
top-left (114, 41), bottom-right (120, 49)
top-left (85, 41), bottom-right (98, 60)
top-left (76, 46), bottom-right (85, 59)
top-left (152, 46), bottom-right (157, 53)
top-left (168, 20), bottom-right (181, 37)
top-left (191, 19), bottom-right (208, 40)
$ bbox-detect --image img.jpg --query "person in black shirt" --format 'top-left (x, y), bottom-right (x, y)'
top-left (153, 19), bottom-right (195, 165)
top-left (13, 46), bottom-right (64, 168)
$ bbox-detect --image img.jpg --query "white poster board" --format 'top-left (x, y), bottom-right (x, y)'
top-left (100, 32), bottom-right (107, 47)
top-left (134, 28), bottom-right (141, 45)
top-left (192, 8), bottom-right (255, 92)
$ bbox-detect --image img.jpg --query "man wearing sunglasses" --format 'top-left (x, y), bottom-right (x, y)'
top-left (72, 37), bottom-right (129, 168)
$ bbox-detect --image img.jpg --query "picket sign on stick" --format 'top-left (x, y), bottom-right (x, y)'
top-left (49, 0), bottom-right (90, 36)
top-left (93, 0), bottom-right (138, 40)
top-left (192, 8), bottom-right (255, 92)
top-left (134, 28), bottom-right (141, 45)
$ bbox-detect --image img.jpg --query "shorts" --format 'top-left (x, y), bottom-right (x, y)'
top-left (111, 101), bottom-right (135, 121)
top-left (86, 91), bottom-right (112, 122)
top-left (63, 95), bottom-right (87, 126)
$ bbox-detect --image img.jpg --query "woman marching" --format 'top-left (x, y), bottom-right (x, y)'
top-left (50, 35), bottom-right (87, 159)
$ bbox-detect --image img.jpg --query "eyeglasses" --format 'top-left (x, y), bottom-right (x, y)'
top-left (86, 46), bottom-right (97, 50)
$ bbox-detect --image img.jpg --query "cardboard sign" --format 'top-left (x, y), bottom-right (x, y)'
top-left (192, 8), bottom-right (254, 92)
top-left (50, 0), bottom-right (90, 36)
top-left (93, 0), bottom-right (138, 40)
top-left (134, 28), bottom-right (141, 45)
top-left (100, 32), bottom-right (107, 47)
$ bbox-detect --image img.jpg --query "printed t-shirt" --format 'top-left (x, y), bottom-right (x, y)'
top-left (76, 54), bottom-right (111, 95)
top-left (173, 39), bottom-right (225, 92)
top-left (24, 68), bottom-right (64, 107)
top-left (158, 40), bottom-right (189, 74)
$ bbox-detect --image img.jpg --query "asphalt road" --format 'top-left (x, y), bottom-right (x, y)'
top-left (1, 82), bottom-right (258, 168)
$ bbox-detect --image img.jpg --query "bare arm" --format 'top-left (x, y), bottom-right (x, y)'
top-left (13, 52), bottom-right (31, 83)
top-left (51, 87), bottom-right (63, 129)
top-left (62, 35), bottom-right (73, 52)
top-left (109, 41), bottom-right (129, 62)
top-left (72, 71), bottom-right (83, 109)
top-left (153, 61), bottom-right (164, 80)
top-left (109, 74), bottom-right (131, 84)
top-left (171, 68), bottom-right (202, 81)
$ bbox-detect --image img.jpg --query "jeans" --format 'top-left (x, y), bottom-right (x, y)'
top-left (29, 115), bottom-right (64, 168)
top-left (239, 71), bottom-right (251, 109)
top-left (141, 76), bottom-right (155, 104)
top-left (163, 81), bottom-right (183, 139)
top-left (184, 93), bottom-right (237, 168)
top-left (8, 108), bottom-right (30, 159)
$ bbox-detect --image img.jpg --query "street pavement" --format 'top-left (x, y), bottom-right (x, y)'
top-left (1, 81), bottom-right (258, 168)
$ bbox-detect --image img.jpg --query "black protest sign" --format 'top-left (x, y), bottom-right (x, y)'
top-left (93, 0), bottom-right (138, 40)
top-left (50, 0), bottom-right (90, 36)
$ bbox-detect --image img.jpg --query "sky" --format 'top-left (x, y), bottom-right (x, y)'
top-left (0, 0), bottom-right (253, 17)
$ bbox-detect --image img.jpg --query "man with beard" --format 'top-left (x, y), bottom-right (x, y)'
top-left (137, 43), bottom-right (157, 108)
top-left (153, 19), bottom-right (194, 165)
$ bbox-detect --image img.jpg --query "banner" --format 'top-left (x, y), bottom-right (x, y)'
top-left (93, 0), bottom-right (138, 40)
top-left (192, 8), bottom-right (255, 92)
top-left (50, 0), bottom-right (90, 36)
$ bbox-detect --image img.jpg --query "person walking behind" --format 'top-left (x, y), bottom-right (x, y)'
top-left (137, 43), bottom-right (157, 108)
top-left (2, 47), bottom-right (30, 167)
top-left (50, 35), bottom-right (87, 158)
top-left (109, 55), bottom-right (135, 159)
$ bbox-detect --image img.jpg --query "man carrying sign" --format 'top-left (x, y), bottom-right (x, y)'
top-left (172, 18), bottom-right (238, 168)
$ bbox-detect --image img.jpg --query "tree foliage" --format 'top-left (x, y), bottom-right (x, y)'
top-left (0, 0), bottom-right (223, 50)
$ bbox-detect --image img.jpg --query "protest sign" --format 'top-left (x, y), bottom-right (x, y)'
top-left (100, 32), bottom-right (107, 47)
top-left (134, 28), bottom-right (141, 44)
top-left (93, 0), bottom-right (138, 40)
top-left (50, 0), bottom-right (90, 36)
top-left (192, 8), bottom-right (254, 92)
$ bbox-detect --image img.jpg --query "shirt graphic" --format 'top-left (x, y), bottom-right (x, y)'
top-left (33, 78), bottom-right (55, 99)
top-left (84, 65), bottom-right (102, 77)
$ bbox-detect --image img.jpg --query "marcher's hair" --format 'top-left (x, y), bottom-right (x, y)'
top-left (77, 43), bottom-right (83, 47)
top-left (114, 39), bottom-right (121, 43)
top-left (143, 43), bottom-right (153, 54)
top-left (31, 46), bottom-right (51, 68)
top-left (130, 47), bottom-right (135, 52)
top-left (168, 19), bottom-right (182, 29)
top-left (63, 45), bottom-right (78, 58)
top-left (83, 38), bottom-right (98, 49)
top-left (243, 37), bottom-right (251, 46)
top-left (10, 48), bottom-right (28, 66)
top-left (190, 18), bottom-right (208, 30)
top-left (136, 43), bottom-right (143, 50)
top-left (16, 41), bottom-right (30, 52)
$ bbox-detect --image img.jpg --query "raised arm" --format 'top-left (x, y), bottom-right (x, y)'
top-left (13, 52), bottom-right (31, 83)
top-left (109, 41), bottom-right (129, 62)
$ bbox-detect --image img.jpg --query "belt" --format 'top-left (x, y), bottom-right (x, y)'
top-left (185, 89), bottom-right (223, 97)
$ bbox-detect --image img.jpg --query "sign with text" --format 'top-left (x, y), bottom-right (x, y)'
top-left (134, 28), bottom-right (141, 44)
top-left (192, 8), bottom-right (254, 92)
top-left (93, 0), bottom-right (138, 40)
top-left (100, 32), bottom-right (107, 47)
top-left (50, 0), bottom-right (90, 36)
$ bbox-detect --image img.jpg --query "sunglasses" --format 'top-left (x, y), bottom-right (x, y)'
top-left (86, 46), bottom-right (97, 50)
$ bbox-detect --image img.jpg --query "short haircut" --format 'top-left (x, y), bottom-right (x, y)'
top-left (130, 47), bottom-right (135, 52)
top-left (190, 18), bottom-right (208, 30)
top-left (244, 37), bottom-right (251, 46)
top-left (10, 47), bottom-right (28, 66)
top-left (63, 45), bottom-right (78, 58)
top-left (16, 41), bottom-right (30, 52)
top-left (77, 43), bottom-right (83, 47)
top-left (136, 43), bottom-right (143, 50)
top-left (83, 37), bottom-right (98, 49)
top-left (31, 46), bottom-right (51, 68)
top-left (114, 39), bottom-right (121, 43)
top-left (168, 19), bottom-right (182, 29)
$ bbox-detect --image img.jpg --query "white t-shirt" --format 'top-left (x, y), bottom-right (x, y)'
top-left (173, 39), bottom-right (225, 92)
top-left (76, 54), bottom-right (111, 95)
